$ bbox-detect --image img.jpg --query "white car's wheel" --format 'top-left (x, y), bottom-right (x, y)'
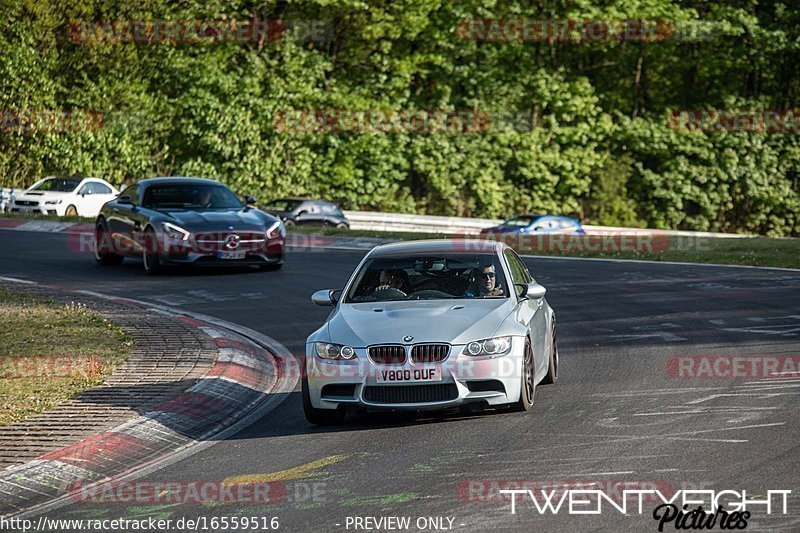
top-left (511, 338), bottom-right (535, 412)
top-left (541, 321), bottom-right (558, 385)
top-left (302, 375), bottom-right (345, 425)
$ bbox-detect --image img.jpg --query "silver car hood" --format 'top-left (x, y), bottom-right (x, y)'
top-left (326, 298), bottom-right (517, 347)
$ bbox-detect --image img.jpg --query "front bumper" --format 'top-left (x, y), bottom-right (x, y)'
top-left (305, 337), bottom-right (525, 411)
top-left (155, 235), bottom-right (284, 267)
top-left (10, 204), bottom-right (60, 216)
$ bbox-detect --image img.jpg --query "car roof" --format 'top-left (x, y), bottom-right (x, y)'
top-left (273, 197), bottom-right (331, 204)
top-left (140, 177), bottom-right (223, 186)
top-left (369, 239), bottom-right (502, 258)
top-left (508, 214), bottom-right (579, 223)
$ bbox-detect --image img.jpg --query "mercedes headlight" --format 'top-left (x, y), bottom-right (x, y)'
top-left (463, 336), bottom-right (512, 357)
top-left (161, 222), bottom-right (190, 241)
top-left (266, 219), bottom-right (285, 239)
top-left (315, 342), bottom-right (356, 360)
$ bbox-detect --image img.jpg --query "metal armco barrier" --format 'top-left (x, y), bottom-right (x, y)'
top-left (342, 210), bottom-right (748, 238)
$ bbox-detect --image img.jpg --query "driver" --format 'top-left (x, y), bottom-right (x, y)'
top-left (197, 189), bottom-right (214, 208)
top-left (375, 269), bottom-right (407, 292)
top-left (464, 262), bottom-right (504, 298)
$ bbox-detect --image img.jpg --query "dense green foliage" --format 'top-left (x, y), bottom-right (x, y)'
top-left (1, 0), bottom-right (798, 235)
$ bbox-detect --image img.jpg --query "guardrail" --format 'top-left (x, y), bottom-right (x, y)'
top-left (343, 210), bottom-right (748, 238)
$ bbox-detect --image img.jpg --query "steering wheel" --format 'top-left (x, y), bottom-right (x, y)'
top-left (371, 287), bottom-right (407, 299)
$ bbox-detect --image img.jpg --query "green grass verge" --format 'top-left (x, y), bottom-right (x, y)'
top-left (0, 211), bottom-right (92, 223)
top-left (287, 226), bottom-right (800, 269)
top-left (0, 289), bottom-right (132, 425)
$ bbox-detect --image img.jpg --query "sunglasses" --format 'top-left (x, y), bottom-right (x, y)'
top-left (478, 272), bottom-right (496, 279)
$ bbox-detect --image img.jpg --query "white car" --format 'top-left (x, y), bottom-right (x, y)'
top-left (10, 176), bottom-right (119, 217)
top-left (303, 239), bottom-right (558, 425)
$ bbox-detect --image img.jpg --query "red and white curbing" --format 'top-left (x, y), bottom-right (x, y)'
top-left (0, 285), bottom-right (298, 519)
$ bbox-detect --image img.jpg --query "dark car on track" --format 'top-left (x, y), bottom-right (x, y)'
top-left (262, 198), bottom-right (350, 229)
top-left (93, 177), bottom-right (285, 274)
top-left (481, 214), bottom-right (585, 236)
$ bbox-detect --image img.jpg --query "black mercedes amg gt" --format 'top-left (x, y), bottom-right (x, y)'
top-left (93, 177), bottom-right (285, 274)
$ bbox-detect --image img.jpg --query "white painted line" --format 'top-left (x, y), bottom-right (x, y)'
top-left (518, 253), bottom-right (800, 272)
top-left (575, 471), bottom-right (635, 477)
top-left (677, 422), bottom-right (785, 435)
top-left (686, 393), bottom-right (791, 404)
top-left (0, 276), bottom-right (34, 284)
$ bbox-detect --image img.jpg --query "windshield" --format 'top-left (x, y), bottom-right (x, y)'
top-left (504, 216), bottom-right (538, 227)
top-left (30, 178), bottom-right (81, 192)
top-left (345, 254), bottom-right (509, 302)
top-left (263, 199), bottom-right (302, 211)
top-left (141, 184), bottom-right (243, 210)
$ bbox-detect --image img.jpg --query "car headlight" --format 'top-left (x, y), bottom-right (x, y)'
top-left (315, 342), bottom-right (356, 360)
top-left (161, 222), bottom-right (190, 241)
top-left (463, 336), bottom-right (513, 357)
top-left (45, 199), bottom-right (62, 205)
top-left (266, 219), bottom-right (285, 239)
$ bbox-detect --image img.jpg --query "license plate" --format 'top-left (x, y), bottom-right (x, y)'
top-left (376, 367), bottom-right (442, 383)
top-left (216, 250), bottom-right (246, 260)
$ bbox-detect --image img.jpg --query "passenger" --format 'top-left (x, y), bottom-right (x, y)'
top-left (464, 263), bottom-right (504, 298)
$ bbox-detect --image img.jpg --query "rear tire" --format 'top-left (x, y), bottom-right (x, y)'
top-left (541, 321), bottom-right (558, 385)
top-left (511, 339), bottom-right (535, 412)
top-left (94, 219), bottom-right (124, 265)
top-left (302, 375), bottom-right (345, 425)
top-left (142, 227), bottom-right (164, 275)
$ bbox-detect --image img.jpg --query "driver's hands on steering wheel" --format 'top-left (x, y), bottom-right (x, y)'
top-left (375, 284), bottom-right (391, 291)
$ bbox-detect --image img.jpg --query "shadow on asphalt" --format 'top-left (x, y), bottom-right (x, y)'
top-left (227, 391), bottom-right (528, 441)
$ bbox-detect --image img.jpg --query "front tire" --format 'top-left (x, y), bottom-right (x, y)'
top-left (541, 321), bottom-right (558, 385)
top-left (511, 339), bottom-right (536, 412)
top-left (94, 219), bottom-right (124, 265)
top-left (302, 375), bottom-right (345, 425)
top-left (65, 205), bottom-right (78, 217)
top-left (142, 227), bottom-right (164, 275)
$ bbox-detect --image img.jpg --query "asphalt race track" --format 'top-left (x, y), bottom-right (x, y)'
top-left (2, 228), bottom-right (799, 532)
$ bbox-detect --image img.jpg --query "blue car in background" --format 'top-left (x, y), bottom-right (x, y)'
top-left (480, 214), bottom-right (585, 235)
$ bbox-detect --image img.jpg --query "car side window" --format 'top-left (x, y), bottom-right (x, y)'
top-left (93, 183), bottom-right (112, 194)
top-left (78, 183), bottom-right (90, 195)
top-left (121, 184), bottom-right (139, 205)
top-left (503, 250), bottom-right (527, 286)
top-left (506, 249), bottom-right (533, 283)
top-left (515, 251), bottom-right (534, 282)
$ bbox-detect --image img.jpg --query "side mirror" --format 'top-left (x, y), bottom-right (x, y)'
top-left (117, 195), bottom-right (133, 205)
top-left (311, 289), bottom-right (340, 306)
top-left (516, 282), bottom-right (546, 300)
top-left (245, 195), bottom-right (257, 206)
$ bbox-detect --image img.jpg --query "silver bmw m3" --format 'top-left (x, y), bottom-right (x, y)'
top-left (303, 239), bottom-right (558, 424)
